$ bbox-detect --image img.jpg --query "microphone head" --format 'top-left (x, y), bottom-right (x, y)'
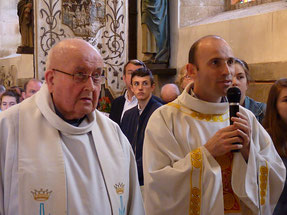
top-left (227, 87), bottom-right (241, 103)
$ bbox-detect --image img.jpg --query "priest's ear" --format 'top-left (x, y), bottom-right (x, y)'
top-left (45, 69), bottom-right (55, 93)
top-left (186, 63), bottom-right (198, 79)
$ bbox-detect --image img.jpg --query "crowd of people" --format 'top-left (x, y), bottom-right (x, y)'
top-left (0, 36), bottom-right (286, 215)
top-left (0, 78), bottom-right (42, 112)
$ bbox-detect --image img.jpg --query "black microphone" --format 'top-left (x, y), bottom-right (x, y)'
top-left (227, 87), bottom-right (241, 152)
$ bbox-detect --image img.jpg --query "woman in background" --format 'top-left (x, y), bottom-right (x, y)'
top-left (0, 90), bottom-right (20, 111)
top-left (232, 58), bottom-right (266, 123)
top-left (175, 64), bottom-right (193, 92)
top-left (263, 78), bottom-right (287, 215)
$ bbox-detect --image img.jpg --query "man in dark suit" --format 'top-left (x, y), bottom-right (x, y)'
top-left (109, 59), bottom-right (145, 125)
top-left (120, 67), bottom-right (162, 186)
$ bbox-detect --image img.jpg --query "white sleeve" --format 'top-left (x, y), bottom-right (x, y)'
top-left (0, 110), bottom-right (20, 215)
top-left (232, 113), bottom-right (286, 215)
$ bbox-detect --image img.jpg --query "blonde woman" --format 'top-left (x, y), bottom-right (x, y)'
top-left (175, 64), bottom-right (193, 92)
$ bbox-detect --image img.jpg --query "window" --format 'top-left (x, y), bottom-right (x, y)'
top-left (227, 0), bottom-right (280, 10)
top-left (231, 0), bottom-right (255, 5)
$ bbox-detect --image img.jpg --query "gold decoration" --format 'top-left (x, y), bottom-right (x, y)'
top-left (215, 154), bottom-right (231, 170)
top-left (167, 103), bottom-right (228, 123)
top-left (191, 187), bottom-right (200, 196)
top-left (189, 148), bottom-right (202, 215)
top-left (224, 193), bottom-right (235, 210)
top-left (190, 187), bottom-right (201, 215)
top-left (259, 164), bottom-right (268, 205)
top-left (191, 149), bottom-right (202, 169)
top-left (114, 182), bottom-right (125, 195)
top-left (31, 189), bottom-right (52, 201)
top-left (217, 152), bottom-right (241, 213)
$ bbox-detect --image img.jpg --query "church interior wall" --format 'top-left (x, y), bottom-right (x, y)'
top-left (180, 0), bottom-right (225, 28)
top-left (175, 0), bottom-right (287, 103)
top-left (1, 0), bottom-right (287, 102)
top-left (137, 0), bottom-right (144, 62)
top-left (0, 0), bottom-right (34, 88)
top-left (0, 0), bottom-right (21, 57)
top-left (169, 0), bottom-right (180, 70)
top-left (1, 0), bottom-right (129, 99)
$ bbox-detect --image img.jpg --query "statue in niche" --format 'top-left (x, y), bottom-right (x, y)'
top-left (141, 0), bottom-right (170, 64)
top-left (17, 0), bottom-right (34, 54)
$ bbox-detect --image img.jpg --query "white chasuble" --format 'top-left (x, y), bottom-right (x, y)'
top-left (0, 83), bottom-right (144, 215)
top-left (143, 84), bottom-right (285, 215)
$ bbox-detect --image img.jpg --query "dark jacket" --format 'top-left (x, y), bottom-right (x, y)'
top-left (109, 95), bottom-right (125, 126)
top-left (273, 157), bottom-right (287, 215)
top-left (109, 94), bottom-right (164, 126)
top-left (120, 96), bottom-right (162, 185)
top-left (244, 96), bottom-right (266, 124)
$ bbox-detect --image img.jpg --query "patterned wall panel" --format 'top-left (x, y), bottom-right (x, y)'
top-left (34, 0), bottom-right (128, 98)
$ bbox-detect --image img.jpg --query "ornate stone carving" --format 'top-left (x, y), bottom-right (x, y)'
top-left (62, 0), bottom-right (106, 37)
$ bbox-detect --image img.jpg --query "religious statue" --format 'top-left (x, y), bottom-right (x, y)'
top-left (17, 0), bottom-right (34, 50)
top-left (141, 0), bottom-right (169, 64)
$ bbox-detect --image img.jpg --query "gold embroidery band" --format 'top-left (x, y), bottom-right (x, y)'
top-left (259, 162), bottom-right (268, 205)
top-left (189, 148), bottom-right (202, 215)
top-left (216, 153), bottom-right (241, 213)
top-left (167, 102), bottom-right (228, 122)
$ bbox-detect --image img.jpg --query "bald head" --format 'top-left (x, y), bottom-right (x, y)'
top-left (160, 83), bottom-right (180, 103)
top-left (189, 35), bottom-right (232, 66)
top-left (46, 38), bottom-right (103, 73)
top-left (23, 79), bottom-right (42, 99)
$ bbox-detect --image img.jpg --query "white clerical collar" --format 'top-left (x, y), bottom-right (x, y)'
top-left (189, 85), bottom-right (228, 103)
top-left (178, 84), bottom-right (229, 115)
top-left (36, 83), bottom-right (95, 135)
top-left (189, 86), bottom-right (198, 98)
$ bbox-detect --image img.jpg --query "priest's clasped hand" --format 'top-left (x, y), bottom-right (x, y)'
top-left (204, 112), bottom-right (251, 160)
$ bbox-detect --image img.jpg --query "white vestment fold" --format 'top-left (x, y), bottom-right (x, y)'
top-left (143, 85), bottom-right (286, 215)
top-left (0, 83), bottom-right (144, 215)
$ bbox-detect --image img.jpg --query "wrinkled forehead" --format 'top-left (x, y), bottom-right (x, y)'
top-left (51, 41), bottom-right (104, 71)
top-left (73, 51), bottom-right (103, 70)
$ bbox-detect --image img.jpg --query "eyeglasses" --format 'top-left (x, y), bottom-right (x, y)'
top-left (52, 69), bottom-right (105, 85)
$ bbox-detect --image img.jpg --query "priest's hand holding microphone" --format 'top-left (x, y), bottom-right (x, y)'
top-left (204, 87), bottom-right (251, 161)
